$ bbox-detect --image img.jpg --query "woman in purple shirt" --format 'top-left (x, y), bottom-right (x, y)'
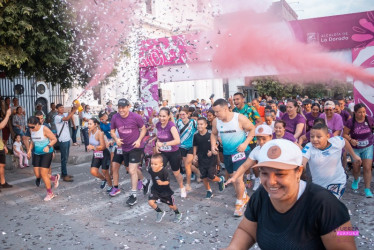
top-left (319, 101), bottom-right (343, 137)
top-left (272, 120), bottom-right (296, 143)
top-left (281, 100), bottom-right (306, 140)
top-left (343, 103), bottom-right (374, 198)
top-left (155, 107), bottom-right (187, 198)
top-left (305, 103), bottom-right (320, 132)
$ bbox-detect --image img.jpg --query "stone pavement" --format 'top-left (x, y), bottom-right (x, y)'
top-left (0, 158), bottom-right (373, 249)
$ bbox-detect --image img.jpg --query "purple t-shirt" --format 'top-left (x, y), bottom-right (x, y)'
top-left (305, 112), bottom-right (320, 132)
top-left (339, 110), bottom-right (351, 125)
top-left (345, 116), bottom-right (374, 149)
top-left (272, 131), bottom-right (296, 142)
top-left (319, 113), bottom-right (343, 135)
top-left (110, 112), bottom-right (145, 152)
top-left (156, 121), bottom-right (179, 152)
top-left (281, 113), bottom-right (306, 137)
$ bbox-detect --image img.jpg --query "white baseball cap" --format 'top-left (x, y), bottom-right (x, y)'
top-left (255, 124), bottom-right (273, 136)
top-left (252, 139), bottom-right (302, 170)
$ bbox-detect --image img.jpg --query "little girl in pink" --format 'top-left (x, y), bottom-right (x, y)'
top-left (13, 134), bottom-right (29, 168)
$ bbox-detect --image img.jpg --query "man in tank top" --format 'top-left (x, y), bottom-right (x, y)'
top-left (211, 99), bottom-right (255, 217)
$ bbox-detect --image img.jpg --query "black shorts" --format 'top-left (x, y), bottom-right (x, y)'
top-left (91, 148), bottom-right (111, 170)
top-left (112, 148), bottom-right (124, 164)
top-left (123, 148), bottom-right (143, 166)
top-left (0, 150), bottom-right (5, 164)
top-left (162, 150), bottom-right (181, 172)
top-left (148, 192), bottom-right (175, 206)
top-left (198, 159), bottom-right (216, 179)
top-left (180, 147), bottom-right (193, 157)
top-left (32, 152), bottom-right (53, 168)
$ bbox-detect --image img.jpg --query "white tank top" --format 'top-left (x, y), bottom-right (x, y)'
top-left (216, 113), bottom-right (249, 155)
top-left (31, 125), bottom-right (53, 155)
top-left (89, 130), bottom-right (100, 146)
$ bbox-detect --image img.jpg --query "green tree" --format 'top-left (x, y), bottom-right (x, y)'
top-left (0, 0), bottom-right (89, 89)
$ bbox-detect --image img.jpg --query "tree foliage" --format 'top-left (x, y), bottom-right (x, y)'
top-left (0, 0), bottom-right (89, 89)
top-left (253, 78), bottom-right (353, 99)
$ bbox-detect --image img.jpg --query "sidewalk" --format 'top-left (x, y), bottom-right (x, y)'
top-left (5, 142), bottom-right (92, 171)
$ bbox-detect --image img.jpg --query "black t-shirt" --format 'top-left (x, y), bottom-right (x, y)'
top-left (149, 167), bottom-right (174, 196)
top-left (245, 183), bottom-right (350, 250)
top-left (193, 131), bottom-right (214, 163)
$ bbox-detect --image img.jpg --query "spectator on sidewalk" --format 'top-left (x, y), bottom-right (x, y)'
top-left (12, 107), bottom-right (26, 136)
top-left (55, 103), bottom-right (78, 182)
top-left (47, 103), bottom-right (58, 134)
top-left (34, 103), bottom-right (45, 116)
top-left (80, 104), bottom-right (92, 152)
top-left (0, 108), bottom-right (13, 190)
top-left (70, 108), bottom-right (79, 146)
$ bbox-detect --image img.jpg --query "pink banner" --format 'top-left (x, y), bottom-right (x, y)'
top-left (139, 35), bottom-right (194, 67)
top-left (290, 11), bottom-right (374, 50)
top-left (140, 66), bottom-right (159, 117)
top-left (352, 47), bottom-right (374, 117)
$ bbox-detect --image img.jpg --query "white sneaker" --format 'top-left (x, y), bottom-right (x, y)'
top-left (253, 178), bottom-right (260, 191)
top-left (181, 187), bottom-right (187, 198)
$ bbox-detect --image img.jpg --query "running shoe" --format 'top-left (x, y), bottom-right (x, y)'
top-left (243, 193), bottom-right (250, 205)
top-left (218, 176), bottom-right (225, 192)
top-left (180, 187), bottom-right (187, 198)
top-left (44, 193), bottom-right (55, 201)
top-left (35, 178), bottom-right (41, 187)
top-left (191, 173), bottom-right (196, 181)
top-left (234, 200), bottom-right (245, 217)
top-left (351, 177), bottom-right (360, 190)
top-left (100, 180), bottom-right (107, 189)
top-left (205, 191), bottom-right (213, 199)
top-left (137, 180), bottom-right (143, 190)
top-left (156, 211), bottom-right (166, 223)
top-left (54, 174), bottom-right (60, 189)
top-left (143, 179), bottom-right (151, 195)
top-left (253, 178), bottom-right (260, 191)
top-left (364, 188), bottom-right (373, 198)
top-left (174, 213), bottom-right (183, 223)
top-left (106, 186), bottom-right (113, 193)
top-left (109, 187), bottom-right (121, 197)
top-left (126, 194), bottom-right (137, 206)
top-left (0, 182), bottom-right (13, 188)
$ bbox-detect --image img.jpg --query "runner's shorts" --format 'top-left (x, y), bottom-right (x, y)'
top-left (161, 150), bottom-right (181, 171)
top-left (0, 150), bottom-right (5, 164)
top-left (91, 148), bottom-right (111, 170)
top-left (148, 192), bottom-right (175, 206)
top-left (198, 158), bottom-right (216, 179)
top-left (223, 150), bottom-right (250, 174)
top-left (180, 147), bottom-right (193, 157)
top-left (32, 152), bottom-right (53, 168)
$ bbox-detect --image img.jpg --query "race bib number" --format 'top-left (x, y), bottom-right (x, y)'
top-left (94, 151), bottom-right (104, 159)
top-left (116, 148), bottom-right (123, 154)
top-left (160, 145), bottom-right (172, 151)
top-left (232, 152), bottom-right (246, 163)
top-left (358, 139), bottom-right (369, 147)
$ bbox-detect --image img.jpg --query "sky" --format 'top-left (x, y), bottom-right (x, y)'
top-left (282, 0), bottom-right (374, 19)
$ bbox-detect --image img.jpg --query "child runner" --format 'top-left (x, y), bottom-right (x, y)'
top-left (87, 118), bottom-right (112, 192)
top-left (13, 134), bottom-right (29, 168)
top-left (302, 123), bottom-right (362, 199)
top-left (26, 116), bottom-right (59, 201)
top-left (226, 124), bottom-right (273, 191)
top-left (193, 117), bottom-right (225, 199)
top-left (148, 154), bottom-right (182, 223)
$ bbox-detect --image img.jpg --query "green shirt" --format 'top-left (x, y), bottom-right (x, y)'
top-left (233, 104), bottom-right (260, 125)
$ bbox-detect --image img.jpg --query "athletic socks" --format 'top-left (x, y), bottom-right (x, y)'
top-left (142, 178), bottom-right (148, 185)
top-left (114, 185), bottom-right (118, 189)
top-left (174, 209), bottom-right (180, 214)
top-left (47, 188), bottom-right (52, 194)
top-left (131, 190), bottom-right (137, 197)
top-left (155, 207), bottom-right (162, 212)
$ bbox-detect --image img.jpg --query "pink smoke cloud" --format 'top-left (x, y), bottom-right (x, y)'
top-left (196, 7), bottom-right (374, 87)
top-left (70, 0), bottom-right (137, 98)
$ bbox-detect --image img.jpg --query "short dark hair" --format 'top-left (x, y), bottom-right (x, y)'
top-left (274, 120), bottom-right (286, 128)
top-left (191, 112), bottom-right (199, 118)
top-left (311, 123), bottom-right (328, 134)
top-left (213, 98), bottom-right (228, 107)
top-left (35, 111), bottom-right (44, 117)
top-left (233, 92), bottom-right (244, 98)
top-left (279, 104), bottom-right (286, 113)
top-left (188, 107), bottom-right (196, 113)
top-left (89, 118), bottom-right (100, 127)
top-left (56, 104), bottom-right (63, 109)
top-left (151, 153), bottom-right (163, 162)
top-left (313, 118), bottom-right (326, 125)
top-left (197, 117), bottom-right (207, 123)
top-left (270, 110), bottom-right (276, 115)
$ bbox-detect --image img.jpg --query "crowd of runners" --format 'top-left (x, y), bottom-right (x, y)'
top-left (0, 94), bottom-right (373, 236)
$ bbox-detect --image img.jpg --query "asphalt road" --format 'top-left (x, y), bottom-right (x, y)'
top-left (0, 162), bottom-right (373, 249)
